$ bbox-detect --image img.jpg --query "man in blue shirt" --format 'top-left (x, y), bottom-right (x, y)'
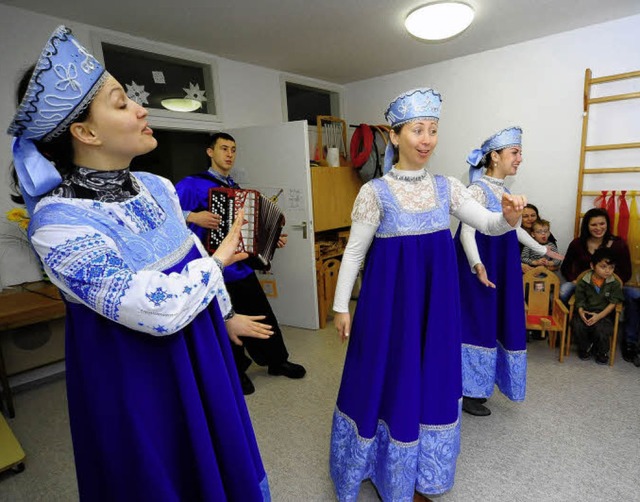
top-left (176, 132), bottom-right (306, 394)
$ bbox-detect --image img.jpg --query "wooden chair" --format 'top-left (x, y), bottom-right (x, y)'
top-left (564, 270), bottom-right (623, 366)
top-left (523, 266), bottom-right (569, 362)
top-left (317, 258), bottom-right (341, 329)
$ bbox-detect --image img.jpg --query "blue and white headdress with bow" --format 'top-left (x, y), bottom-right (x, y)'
top-left (467, 126), bottom-right (522, 183)
top-left (7, 25), bottom-right (108, 215)
top-left (382, 88), bottom-right (442, 173)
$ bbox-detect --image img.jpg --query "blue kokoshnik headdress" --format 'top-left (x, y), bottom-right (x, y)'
top-left (467, 126), bottom-right (522, 183)
top-left (7, 25), bottom-right (108, 215)
top-left (382, 88), bottom-right (442, 173)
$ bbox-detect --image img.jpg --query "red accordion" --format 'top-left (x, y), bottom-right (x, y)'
top-left (206, 187), bottom-right (286, 269)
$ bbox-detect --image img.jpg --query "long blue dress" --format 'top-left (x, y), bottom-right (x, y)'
top-left (29, 172), bottom-right (270, 501)
top-left (454, 178), bottom-right (527, 401)
top-left (330, 174), bottom-right (462, 501)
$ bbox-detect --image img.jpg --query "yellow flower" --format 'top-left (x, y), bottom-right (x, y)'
top-left (5, 207), bottom-right (30, 232)
top-left (6, 207), bottom-right (29, 223)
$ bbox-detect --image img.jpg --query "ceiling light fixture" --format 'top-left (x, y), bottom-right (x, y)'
top-left (160, 98), bottom-right (202, 113)
top-left (405, 2), bottom-right (475, 41)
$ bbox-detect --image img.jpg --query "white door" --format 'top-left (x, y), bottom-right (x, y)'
top-left (228, 121), bottom-right (319, 329)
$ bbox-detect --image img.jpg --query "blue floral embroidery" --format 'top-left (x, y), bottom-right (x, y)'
top-left (31, 174), bottom-right (193, 274)
top-left (145, 287), bottom-right (174, 307)
top-left (462, 343), bottom-right (496, 398)
top-left (372, 174), bottom-right (451, 237)
top-left (44, 233), bottom-right (132, 321)
top-left (330, 408), bottom-right (459, 502)
top-left (200, 271), bottom-right (210, 285)
top-left (123, 196), bottom-right (165, 233)
top-left (496, 343), bottom-right (527, 401)
top-left (153, 325), bottom-right (169, 334)
top-left (183, 285), bottom-right (193, 295)
top-left (462, 342), bottom-right (526, 401)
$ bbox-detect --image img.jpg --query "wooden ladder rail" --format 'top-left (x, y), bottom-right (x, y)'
top-left (573, 68), bottom-right (640, 237)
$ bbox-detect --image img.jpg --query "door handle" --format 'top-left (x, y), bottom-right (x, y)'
top-left (290, 221), bottom-right (308, 239)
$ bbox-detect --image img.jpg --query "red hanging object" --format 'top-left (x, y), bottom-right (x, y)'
top-left (606, 190), bottom-right (616, 225)
top-left (618, 190), bottom-right (630, 241)
top-left (594, 190), bottom-right (608, 208)
top-left (350, 124), bottom-right (374, 169)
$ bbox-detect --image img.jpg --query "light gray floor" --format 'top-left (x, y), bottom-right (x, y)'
top-left (1, 321), bottom-right (639, 502)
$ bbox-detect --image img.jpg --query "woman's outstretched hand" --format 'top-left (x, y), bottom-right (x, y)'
top-left (545, 247), bottom-right (564, 261)
top-left (474, 263), bottom-right (496, 288)
top-left (213, 210), bottom-right (248, 266)
top-left (501, 193), bottom-right (527, 227)
top-left (334, 312), bottom-right (351, 343)
top-left (225, 314), bottom-right (273, 346)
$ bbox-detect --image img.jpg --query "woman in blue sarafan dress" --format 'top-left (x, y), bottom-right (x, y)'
top-left (454, 127), bottom-right (561, 417)
top-left (330, 89), bottom-right (528, 502)
top-left (7, 26), bottom-right (270, 501)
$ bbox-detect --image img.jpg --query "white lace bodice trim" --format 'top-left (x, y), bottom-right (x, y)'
top-left (468, 175), bottom-right (506, 206)
top-left (351, 169), bottom-right (471, 226)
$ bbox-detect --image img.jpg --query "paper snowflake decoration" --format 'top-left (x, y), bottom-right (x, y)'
top-left (125, 81), bottom-right (150, 105)
top-left (183, 82), bottom-right (206, 102)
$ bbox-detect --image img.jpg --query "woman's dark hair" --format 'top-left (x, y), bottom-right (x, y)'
top-left (10, 64), bottom-right (92, 204)
top-left (481, 148), bottom-right (505, 172)
top-left (579, 207), bottom-right (613, 246)
top-left (390, 124), bottom-right (402, 166)
top-left (524, 203), bottom-right (539, 217)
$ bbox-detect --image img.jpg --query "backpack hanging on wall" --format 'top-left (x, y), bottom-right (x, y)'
top-left (350, 124), bottom-right (390, 183)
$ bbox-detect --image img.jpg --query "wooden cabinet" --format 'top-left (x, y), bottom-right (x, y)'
top-left (310, 166), bottom-right (362, 327)
top-left (310, 166), bottom-right (362, 232)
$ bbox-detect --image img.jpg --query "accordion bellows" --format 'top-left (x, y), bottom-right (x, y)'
top-left (207, 187), bottom-right (285, 269)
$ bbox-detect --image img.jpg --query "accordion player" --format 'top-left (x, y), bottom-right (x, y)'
top-left (206, 187), bottom-right (286, 270)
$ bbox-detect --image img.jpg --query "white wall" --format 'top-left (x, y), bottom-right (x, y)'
top-left (1, 5), bottom-right (639, 287)
top-left (0, 4), bottom-right (340, 288)
top-left (344, 14), bottom-right (640, 255)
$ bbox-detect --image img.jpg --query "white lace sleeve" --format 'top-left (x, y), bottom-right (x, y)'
top-left (332, 221), bottom-right (377, 312)
top-left (31, 223), bottom-right (230, 336)
top-left (466, 183), bottom-right (486, 206)
top-left (351, 182), bottom-right (381, 226)
top-left (446, 176), bottom-right (473, 213)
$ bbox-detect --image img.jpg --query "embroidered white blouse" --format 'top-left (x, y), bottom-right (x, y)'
top-left (29, 173), bottom-right (232, 336)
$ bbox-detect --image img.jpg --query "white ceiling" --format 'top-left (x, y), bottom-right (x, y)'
top-left (3, 0), bottom-right (640, 84)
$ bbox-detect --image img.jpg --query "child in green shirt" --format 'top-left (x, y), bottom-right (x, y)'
top-left (572, 248), bottom-right (625, 364)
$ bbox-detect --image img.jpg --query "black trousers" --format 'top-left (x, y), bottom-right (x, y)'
top-left (224, 272), bottom-right (289, 372)
top-left (572, 314), bottom-right (612, 356)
